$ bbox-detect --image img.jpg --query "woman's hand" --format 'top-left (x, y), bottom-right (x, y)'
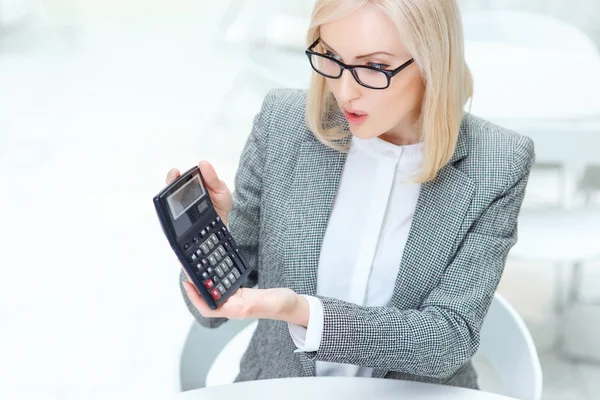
top-left (182, 279), bottom-right (310, 327)
top-left (168, 161), bottom-right (309, 326)
top-left (166, 160), bottom-right (232, 225)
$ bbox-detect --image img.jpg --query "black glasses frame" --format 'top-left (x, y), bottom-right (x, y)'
top-left (305, 37), bottom-right (415, 90)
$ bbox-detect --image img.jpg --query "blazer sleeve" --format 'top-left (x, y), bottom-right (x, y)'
top-left (302, 137), bottom-right (535, 378)
top-left (178, 90), bottom-right (275, 328)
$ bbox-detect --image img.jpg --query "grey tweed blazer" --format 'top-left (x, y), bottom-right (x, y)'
top-left (180, 88), bottom-right (535, 389)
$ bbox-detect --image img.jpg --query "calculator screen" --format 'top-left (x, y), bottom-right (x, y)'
top-left (167, 175), bottom-right (206, 220)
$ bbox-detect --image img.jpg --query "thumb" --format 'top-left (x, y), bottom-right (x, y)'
top-left (198, 160), bottom-right (227, 193)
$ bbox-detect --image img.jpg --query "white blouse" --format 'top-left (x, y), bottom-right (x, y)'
top-left (287, 134), bottom-right (424, 377)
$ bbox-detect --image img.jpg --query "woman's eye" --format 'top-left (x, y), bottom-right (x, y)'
top-left (325, 50), bottom-right (341, 60)
top-left (366, 62), bottom-right (389, 70)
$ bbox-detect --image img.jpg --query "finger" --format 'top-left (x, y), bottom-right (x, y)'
top-left (183, 280), bottom-right (217, 317)
top-left (198, 161), bottom-right (227, 193)
top-left (166, 168), bottom-right (180, 184)
top-left (182, 268), bottom-right (191, 282)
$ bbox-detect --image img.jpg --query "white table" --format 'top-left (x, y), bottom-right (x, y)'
top-left (175, 377), bottom-right (518, 400)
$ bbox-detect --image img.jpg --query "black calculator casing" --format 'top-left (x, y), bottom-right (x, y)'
top-left (153, 166), bottom-right (252, 310)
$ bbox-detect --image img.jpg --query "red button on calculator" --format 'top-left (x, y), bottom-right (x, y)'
top-left (204, 279), bottom-right (215, 289)
top-left (210, 288), bottom-right (221, 300)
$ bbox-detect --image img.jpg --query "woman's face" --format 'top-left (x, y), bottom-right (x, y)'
top-left (319, 6), bottom-right (425, 145)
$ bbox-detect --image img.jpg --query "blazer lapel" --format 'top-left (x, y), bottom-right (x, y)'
top-left (282, 136), bottom-right (349, 377)
top-left (283, 138), bottom-right (350, 296)
top-left (371, 121), bottom-right (475, 379)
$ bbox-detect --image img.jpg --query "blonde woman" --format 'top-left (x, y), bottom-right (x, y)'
top-left (167, 0), bottom-right (534, 389)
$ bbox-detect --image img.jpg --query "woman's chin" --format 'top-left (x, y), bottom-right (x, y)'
top-left (349, 125), bottom-right (379, 140)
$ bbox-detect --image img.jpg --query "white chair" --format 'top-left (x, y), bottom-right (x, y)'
top-left (472, 293), bottom-right (543, 400)
top-left (203, 294), bottom-right (542, 400)
top-left (205, 320), bottom-right (258, 388)
top-left (177, 319), bottom-right (255, 392)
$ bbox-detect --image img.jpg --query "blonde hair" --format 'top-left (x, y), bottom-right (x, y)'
top-left (305, 0), bottom-right (473, 183)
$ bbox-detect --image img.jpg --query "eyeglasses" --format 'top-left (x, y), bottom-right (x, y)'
top-left (305, 38), bottom-right (415, 90)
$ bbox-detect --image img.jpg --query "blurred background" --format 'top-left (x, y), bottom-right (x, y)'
top-left (0, 1), bottom-right (599, 399)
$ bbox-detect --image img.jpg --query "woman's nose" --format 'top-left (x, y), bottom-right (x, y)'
top-left (338, 69), bottom-right (361, 102)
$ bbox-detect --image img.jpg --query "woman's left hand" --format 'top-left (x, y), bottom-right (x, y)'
top-left (182, 280), bottom-right (310, 326)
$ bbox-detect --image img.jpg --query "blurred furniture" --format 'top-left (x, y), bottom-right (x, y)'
top-left (209, 0), bottom-right (314, 127)
top-left (463, 11), bottom-right (600, 207)
top-left (201, 294), bottom-right (542, 400)
top-left (472, 294), bottom-right (542, 400)
top-left (509, 209), bottom-right (600, 362)
top-left (178, 376), bottom-right (523, 400)
top-left (578, 164), bottom-right (600, 206)
top-left (205, 320), bottom-right (258, 387)
top-left (177, 318), bottom-right (254, 392)
top-left (462, 11), bottom-right (598, 54)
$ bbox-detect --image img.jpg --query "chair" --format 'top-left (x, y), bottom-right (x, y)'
top-left (176, 319), bottom-right (254, 392)
top-left (201, 294), bottom-right (542, 400)
top-left (205, 320), bottom-right (258, 388)
top-left (472, 293), bottom-right (543, 400)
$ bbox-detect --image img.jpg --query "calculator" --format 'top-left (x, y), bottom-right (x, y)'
top-left (153, 166), bottom-right (252, 310)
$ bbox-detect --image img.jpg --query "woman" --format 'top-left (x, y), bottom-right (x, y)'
top-left (167, 0), bottom-right (534, 389)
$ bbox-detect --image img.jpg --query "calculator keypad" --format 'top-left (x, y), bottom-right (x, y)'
top-left (183, 215), bottom-right (247, 302)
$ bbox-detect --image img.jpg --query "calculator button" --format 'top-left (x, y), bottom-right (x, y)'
top-left (211, 220), bottom-right (217, 228)
top-left (224, 257), bottom-right (233, 268)
top-left (222, 277), bottom-right (231, 289)
top-left (206, 225), bottom-right (211, 232)
top-left (215, 266), bottom-right (225, 278)
top-left (222, 226), bottom-right (228, 233)
top-left (201, 259), bottom-right (208, 266)
top-left (192, 237), bottom-right (198, 243)
top-left (207, 241), bottom-right (215, 250)
top-left (213, 251), bottom-right (222, 261)
top-left (184, 243), bottom-right (190, 251)
top-left (227, 272), bottom-right (236, 283)
top-left (220, 261), bottom-right (229, 274)
top-left (210, 288), bottom-right (221, 300)
top-left (216, 230), bottom-right (224, 240)
top-left (216, 246), bottom-right (225, 256)
top-left (191, 254), bottom-right (197, 261)
top-left (207, 267), bottom-right (213, 274)
top-left (223, 241), bottom-right (231, 251)
top-left (200, 229), bottom-right (207, 237)
top-left (216, 283), bottom-right (226, 295)
top-left (232, 268), bottom-right (241, 279)
top-left (208, 255), bottom-right (217, 266)
top-left (204, 279), bottom-right (214, 289)
top-left (202, 271), bottom-right (209, 280)
top-left (200, 243), bottom-right (210, 254)
top-left (216, 216), bottom-right (221, 222)
top-left (210, 233), bottom-right (219, 244)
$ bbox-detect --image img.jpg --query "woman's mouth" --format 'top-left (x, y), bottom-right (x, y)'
top-left (343, 109), bottom-right (369, 125)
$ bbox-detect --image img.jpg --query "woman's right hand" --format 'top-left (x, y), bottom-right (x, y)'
top-left (167, 161), bottom-right (233, 286)
top-left (165, 160), bottom-right (233, 226)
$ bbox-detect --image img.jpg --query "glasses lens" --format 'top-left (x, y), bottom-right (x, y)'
top-left (310, 54), bottom-right (342, 78)
top-left (354, 67), bottom-right (389, 89)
